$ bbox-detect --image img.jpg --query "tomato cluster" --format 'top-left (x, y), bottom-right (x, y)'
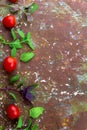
top-left (2, 0), bottom-right (20, 120)
top-left (3, 54), bottom-right (19, 119)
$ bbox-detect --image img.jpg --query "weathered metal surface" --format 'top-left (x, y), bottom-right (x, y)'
top-left (1, 0), bottom-right (87, 129)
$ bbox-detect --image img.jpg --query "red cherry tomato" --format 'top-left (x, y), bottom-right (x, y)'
top-left (9, 0), bottom-right (18, 3)
top-left (6, 104), bottom-right (20, 119)
top-left (3, 56), bottom-right (17, 72)
top-left (2, 15), bottom-right (16, 28)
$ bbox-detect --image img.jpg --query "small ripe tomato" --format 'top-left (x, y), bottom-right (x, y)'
top-left (9, 0), bottom-right (18, 3)
top-left (6, 104), bottom-right (20, 119)
top-left (3, 56), bottom-right (17, 72)
top-left (2, 15), bottom-right (16, 28)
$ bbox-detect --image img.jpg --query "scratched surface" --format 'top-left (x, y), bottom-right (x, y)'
top-left (1, 0), bottom-right (87, 130)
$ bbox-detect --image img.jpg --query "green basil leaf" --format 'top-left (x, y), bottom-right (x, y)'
top-left (17, 77), bottom-right (25, 87)
top-left (16, 116), bottom-right (23, 128)
top-left (27, 40), bottom-right (35, 50)
top-left (0, 126), bottom-right (2, 130)
top-left (0, 36), bottom-right (6, 45)
top-left (20, 52), bottom-right (35, 62)
top-left (29, 3), bottom-right (39, 13)
top-left (11, 47), bottom-right (16, 57)
top-left (11, 28), bottom-right (16, 40)
top-left (27, 32), bottom-right (30, 39)
top-left (9, 92), bottom-right (17, 101)
top-left (24, 119), bottom-right (32, 130)
top-left (31, 124), bottom-right (38, 130)
top-left (26, 32), bottom-right (35, 50)
top-left (9, 39), bottom-right (22, 49)
top-left (0, 36), bottom-right (4, 41)
top-left (2, 40), bottom-right (6, 45)
top-left (17, 29), bottom-right (25, 38)
top-left (30, 107), bottom-right (44, 119)
top-left (9, 75), bottom-right (20, 83)
top-left (32, 83), bottom-right (38, 88)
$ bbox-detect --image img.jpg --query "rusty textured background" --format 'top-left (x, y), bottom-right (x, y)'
top-left (1, 0), bottom-right (87, 130)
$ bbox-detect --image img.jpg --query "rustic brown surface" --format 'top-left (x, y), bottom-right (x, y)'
top-left (1, 0), bottom-right (87, 130)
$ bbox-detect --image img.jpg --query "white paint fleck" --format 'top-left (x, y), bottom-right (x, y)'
top-left (40, 80), bottom-right (46, 83)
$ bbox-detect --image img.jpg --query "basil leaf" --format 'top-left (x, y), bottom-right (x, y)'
top-left (0, 36), bottom-right (4, 41)
top-left (11, 47), bottom-right (16, 57)
top-left (26, 32), bottom-right (35, 50)
top-left (0, 36), bottom-right (3, 40)
top-left (0, 36), bottom-right (6, 45)
top-left (17, 77), bottom-right (25, 87)
top-left (32, 83), bottom-right (38, 88)
top-left (31, 124), bottom-right (38, 130)
top-left (0, 126), bottom-right (2, 130)
top-left (9, 92), bottom-right (17, 101)
top-left (17, 29), bottom-right (25, 38)
top-left (9, 39), bottom-right (22, 49)
top-left (9, 75), bottom-right (20, 83)
top-left (2, 40), bottom-right (6, 45)
top-left (30, 107), bottom-right (44, 119)
top-left (20, 52), bottom-right (35, 62)
top-left (20, 86), bottom-right (35, 101)
top-left (29, 3), bottom-right (39, 13)
top-left (24, 119), bottom-right (32, 130)
top-left (27, 40), bottom-right (35, 50)
top-left (16, 116), bottom-right (23, 128)
top-left (11, 28), bottom-right (16, 40)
